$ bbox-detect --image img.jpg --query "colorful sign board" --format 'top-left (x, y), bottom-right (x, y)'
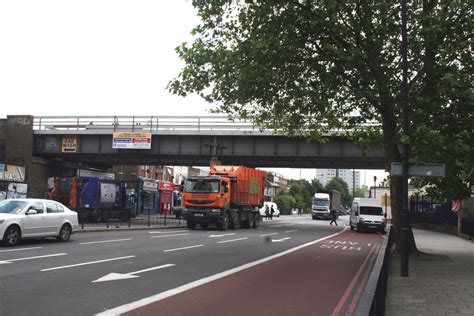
top-left (159, 181), bottom-right (176, 191)
top-left (0, 164), bottom-right (25, 182)
top-left (112, 132), bottom-right (151, 149)
top-left (62, 135), bottom-right (77, 153)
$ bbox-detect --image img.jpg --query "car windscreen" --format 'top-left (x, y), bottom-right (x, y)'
top-left (184, 179), bottom-right (220, 193)
top-left (360, 206), bottom-right (383, 216)
top-left (0, 200), bottom-right (28, 214)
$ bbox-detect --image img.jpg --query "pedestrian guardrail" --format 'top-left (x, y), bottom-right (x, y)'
top-left (355, 226), bottom-right (393, 316)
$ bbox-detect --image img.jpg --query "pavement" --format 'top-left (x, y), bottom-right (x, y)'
top-left (385, 228), bottom-right (474, 315)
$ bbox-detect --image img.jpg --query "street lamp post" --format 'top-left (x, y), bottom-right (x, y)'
top-left (374, 176), bottom-right (377, 199)
top-left (400, 0), bottom-right (410, 277)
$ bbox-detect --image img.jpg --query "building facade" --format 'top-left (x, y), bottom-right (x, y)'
top-left (315, 169), bottom-right (361, 193)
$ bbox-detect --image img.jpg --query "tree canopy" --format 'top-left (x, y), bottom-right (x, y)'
top-left (169, 1), bottom-right (473, 228)
top-left (325, 177), bottom-right (352, 207)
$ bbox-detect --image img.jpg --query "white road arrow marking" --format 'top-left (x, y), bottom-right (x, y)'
top-left (208, 233), bottom-right (236, 238)
top-left (271, 237), bottom-right (291, 243)
top-left (92, 264), bottom-right (175, 283)
top-left (0, 253), bottom-right (67, 264)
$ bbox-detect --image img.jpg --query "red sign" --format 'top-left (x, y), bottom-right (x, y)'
top-left (159, 181), bottom-right (176, 191)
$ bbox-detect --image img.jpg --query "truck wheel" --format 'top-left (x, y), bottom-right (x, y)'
top-left (231, 213), bottom-right (241, 230)
top-left (245, 215), bottom-right (253, 229)
top-left (187, 221), bottom-right (196, 230)
top-left (219, 213), bottom-right (230, 231)
top-left (252, 214), bottom-right (259, 228)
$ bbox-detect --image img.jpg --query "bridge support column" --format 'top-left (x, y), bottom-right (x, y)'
top-left (5, 115), bottom-right (51, 198)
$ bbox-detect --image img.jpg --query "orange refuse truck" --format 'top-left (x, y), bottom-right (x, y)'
top-left (183, 165), bottom-right (266, 230)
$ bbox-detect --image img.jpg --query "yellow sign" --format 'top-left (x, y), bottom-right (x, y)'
top-left (62, 135), bottom-right (77, 153)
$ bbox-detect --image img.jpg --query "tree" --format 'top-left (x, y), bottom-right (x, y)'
top-left (325, 177), bottom-right (352, 208)
top-left (274, 194), bottom-right (295, 215)
top-left (288, 180), bottom-right (312, 211)
top-left (354, 185), bottom-right (370, 198)
top-left (169, 1), bottom-right (473, 250)
top-left (311, 178), bottom-right (324, 195)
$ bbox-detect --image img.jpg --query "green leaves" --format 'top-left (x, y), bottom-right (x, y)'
top-left (170, 1), bottom-right (473, 200)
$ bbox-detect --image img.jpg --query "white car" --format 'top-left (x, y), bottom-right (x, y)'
top-left (259, 202), bottom-right (280, 218)
top-left (0, 198), bottom-right (79, 247)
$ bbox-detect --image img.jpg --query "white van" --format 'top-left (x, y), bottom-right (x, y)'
top-left (259, 202), bottom-right (280, 217)
top-left (350, 198), bottom-right (386, 233)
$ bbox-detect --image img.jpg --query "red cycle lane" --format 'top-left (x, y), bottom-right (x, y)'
top-left (116, 230), bottom-right (384, 316)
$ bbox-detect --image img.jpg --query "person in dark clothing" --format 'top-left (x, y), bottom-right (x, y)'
top-left (265, 205), bottom-right (270, 220)
top-left (330, 208), bottom-right (338, 226)
top-left (270, 205), bottom-right (275, 220)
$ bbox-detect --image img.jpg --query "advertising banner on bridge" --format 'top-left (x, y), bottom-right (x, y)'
top-left (112, 132), bottom-right (151, 149)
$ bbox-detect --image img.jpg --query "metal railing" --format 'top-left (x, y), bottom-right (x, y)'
top-left (32, 115), bottom-right (381, 134)
top-left (355, 226), bottom-right (394, 316)
top-left (33, 115), bottom-right (257, 132)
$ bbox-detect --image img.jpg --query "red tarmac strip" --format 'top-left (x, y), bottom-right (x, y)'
top-left (123, 231), bottom-right (384, 316)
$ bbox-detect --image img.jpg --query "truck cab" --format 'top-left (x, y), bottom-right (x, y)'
top-left (183, 176), bottom-right (231, 229)
top-left (312, 193), bottom-right (331, 220)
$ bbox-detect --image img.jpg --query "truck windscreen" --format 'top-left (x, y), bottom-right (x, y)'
top-left (184, 180), bottom-right (220, 193)
top-left (312, 200), bottom-right (329, 206)
top-left (360, 206), bottom-right (383, 216)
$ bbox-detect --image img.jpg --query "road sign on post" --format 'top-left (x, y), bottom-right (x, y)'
top-left (391, 162), bottom-right (445, 177)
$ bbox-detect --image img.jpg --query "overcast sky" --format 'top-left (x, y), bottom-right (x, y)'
top-left (0, 0), bottom-right (387, 185)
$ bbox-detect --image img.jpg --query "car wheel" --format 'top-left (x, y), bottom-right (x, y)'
top-left (57, 224), bottom-right (72, 242)
top-left (3, 225), bottom-right (20, 247)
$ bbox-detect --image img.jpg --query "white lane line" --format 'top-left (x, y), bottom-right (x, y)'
top-left (0, 247), bottom-right (43, 253)
top-left (80, 238), bottom-right (132, 245)
top-left (0, 253), bottom-right (67, 264)
top-left (163, 245), bottom-right (204, 253)
top-left (272, 237), bottom-right (291, 243)
top-left (208, 233), bottom-right (236, 238)
top-left (260, 233), bottom-right (278, 237)
top-left (284, 229), bottom-right (298, 233)
top-left (217, 237), bottom-right (249, 244)
top-left (151, 233), bottom-right (190, 239)
top-left (97, 230), bottom-right (345, 316)
top-left (149, 230), bottom-right (188, 234)
top-left (41, 255), bottom-right (136, 272)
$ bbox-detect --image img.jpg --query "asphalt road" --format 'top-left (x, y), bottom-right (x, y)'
top-left (0, 215), bottom-right (383, 316)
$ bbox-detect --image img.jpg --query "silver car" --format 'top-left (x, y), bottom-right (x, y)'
top-left (0, 198), bottom-right (79, 247)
